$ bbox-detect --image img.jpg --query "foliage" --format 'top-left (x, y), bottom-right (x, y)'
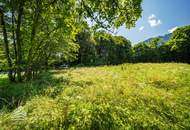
top-left (133, 25), bottom-right (190, 63)
top-left (75, 30), bottom-right (97, 65)
top-left (75, 31), bottom-right (132, 66)
top-left (0, 63), bottom-right (190, 129)
top-left (0, 41), bottom-right (6, 70)
top-left (95, 32), bottom-right (132, 65)
top-left (133, 38), bottom-right (164, 62)
top-left (167, 25), bottom-right (190, 63)
top-left (0, 0), bottom-right (143, 82)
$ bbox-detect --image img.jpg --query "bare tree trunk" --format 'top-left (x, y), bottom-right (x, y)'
top-left (0, 8), bottom-right (15, 82)
top-left (26, 0), bottom-right (41, 80)
top-left (16, 1), bottom-right (24, 82)
top-left (11, 5), bottom-right (17, 80)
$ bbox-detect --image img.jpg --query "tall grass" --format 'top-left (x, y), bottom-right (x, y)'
top-left (0, 63), bottom-right (190, 129)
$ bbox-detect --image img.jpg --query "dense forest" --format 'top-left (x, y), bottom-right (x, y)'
top-left (0, 0), bottom-right (190, 129)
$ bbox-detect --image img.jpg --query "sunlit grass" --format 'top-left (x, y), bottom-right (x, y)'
top-left (0, 75), bottom-right (8, 87)
top-left (0, 63), bottom-right (190, 129)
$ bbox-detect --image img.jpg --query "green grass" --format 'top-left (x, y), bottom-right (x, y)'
top-left (0, 63), bottom-right (190, 129)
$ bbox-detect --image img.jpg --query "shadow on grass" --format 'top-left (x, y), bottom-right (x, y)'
top-left (0, 70), bottom-right (95, 110)
top-left (149, 80), bottom-right (182, 90)
top-left (0, 71), bottom-right (67, 110)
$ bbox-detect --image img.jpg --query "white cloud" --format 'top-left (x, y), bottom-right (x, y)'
top-left (139, 26), bottom-right (144, 32)
top-left (148, 14), bottom-right (156, 19)
top-left (168, 26), bottom-right (178, 33)
top-left (148, 14), bottom-right (162, 27)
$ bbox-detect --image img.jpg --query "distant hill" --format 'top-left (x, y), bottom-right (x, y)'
top-left (143, 33), bottom-right (172, 43)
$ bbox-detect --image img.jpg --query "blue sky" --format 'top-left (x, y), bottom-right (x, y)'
top-left (116, 0), bottom-right (190, 43)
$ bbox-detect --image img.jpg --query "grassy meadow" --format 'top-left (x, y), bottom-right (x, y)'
top-left (0, 63), bottom-right (190, 129)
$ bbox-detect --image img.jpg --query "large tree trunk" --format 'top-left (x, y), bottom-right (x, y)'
top-left (0, 8), bottom-right (15, 82)
top-left (16, 1), bottom-right (24, 82)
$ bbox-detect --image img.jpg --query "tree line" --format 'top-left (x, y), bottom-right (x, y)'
top-left (72, 25), bottom-right (190, 66)
top-left (133, 25), bottom-right (190, 63)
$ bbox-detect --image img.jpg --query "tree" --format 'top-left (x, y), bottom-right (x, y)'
top-left (167, 25), bottom-right (190, 63)
top-left (76, 30), bottom-right (97, 65)
top-left (113, 36), bottom-right (132, 63)
top-left (147, 38), bottom-right (164, 62)
top-left (94, 31), bottom-right (132, 65)
top-left (0, 8), bottom-right (14, 81)
top-left (0, 0), bottom-right (143, 82)
top-left (133, 42), bottom-right (150, 62)
top-left (0, 40), bottom-right (6, 71)
top-left (133, 38), bottom-right (166, 62)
